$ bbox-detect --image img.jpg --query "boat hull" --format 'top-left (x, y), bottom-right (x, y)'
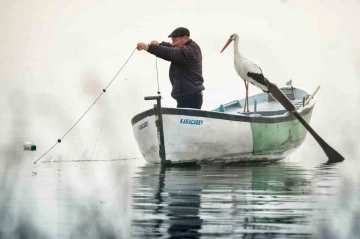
top-left (131, 104), bottom-right (314, 165)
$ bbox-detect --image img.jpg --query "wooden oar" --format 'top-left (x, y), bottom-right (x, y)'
top-left (304, 85), bottom-right (320, 106)
top-left (266, 81), bottom-right (344, 163)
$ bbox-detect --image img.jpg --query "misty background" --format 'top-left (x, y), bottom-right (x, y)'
top-left (1, 0), bottom-right (360, 238)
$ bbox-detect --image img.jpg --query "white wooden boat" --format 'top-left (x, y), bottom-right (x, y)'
top-left (131, 85), bottom-right (316, 165)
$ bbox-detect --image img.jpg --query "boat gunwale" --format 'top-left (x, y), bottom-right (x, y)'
top-left (131, 102), bottom-right (315, 125)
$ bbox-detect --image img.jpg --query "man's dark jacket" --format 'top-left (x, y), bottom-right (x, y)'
top-left (147, 39), bottom-right (205, 100)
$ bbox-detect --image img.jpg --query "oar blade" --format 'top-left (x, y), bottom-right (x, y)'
top-left (323, 143), bottom-right (345, 163)
top-left (292, 111), bottom-right (345, 163)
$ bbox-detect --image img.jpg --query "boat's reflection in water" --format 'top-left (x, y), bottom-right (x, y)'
top-left (131, 161), bottom-right (333, 238)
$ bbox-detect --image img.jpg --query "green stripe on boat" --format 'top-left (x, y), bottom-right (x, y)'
top-left (250, 113), bottom-right (312, 155)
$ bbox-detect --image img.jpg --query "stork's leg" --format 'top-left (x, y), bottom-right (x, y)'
top-left (244, 80), bottom-right (248, 112)
top-left (246, 82), bottom-right (250, 112)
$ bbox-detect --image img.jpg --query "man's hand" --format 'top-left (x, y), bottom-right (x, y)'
top-left (136, 42), bottom-right (149, 51)
top-left (150, 40), bottom-right (159, 46)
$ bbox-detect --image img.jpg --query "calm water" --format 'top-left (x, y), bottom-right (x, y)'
top-left (131, 161), bottom-right (358, 239)
top-left (1, 149), bottom-right (359, 239)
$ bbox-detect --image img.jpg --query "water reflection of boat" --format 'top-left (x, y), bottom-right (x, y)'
top-left (131, 163), bottom-right (314, 238)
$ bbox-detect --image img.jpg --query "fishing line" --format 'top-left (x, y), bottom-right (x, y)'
top-left (155, 56), bottom-right (161, 95)
top-left (34, 47), bottom-right (137, 164)
top-left (41, 158), bottom-right (138, 163)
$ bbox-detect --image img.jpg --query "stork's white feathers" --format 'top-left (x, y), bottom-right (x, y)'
top-left (236, 59), bottom-right (262, 76)
top-left (225, 33), bottom-right (269, 92)
top-left (237, 59), bottom-right (268, 92)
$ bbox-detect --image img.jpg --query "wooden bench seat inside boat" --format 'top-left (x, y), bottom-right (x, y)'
top-left (268, 87), bottom-right (295, 102)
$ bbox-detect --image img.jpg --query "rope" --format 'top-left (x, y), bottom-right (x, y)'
top-left (155, 56), bottom-right (160, 95)
top-left (34, 48), bottom-right (137, 164)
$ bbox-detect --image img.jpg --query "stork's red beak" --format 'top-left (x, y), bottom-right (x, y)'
top-left (220, 38), bottom-right (232, 53)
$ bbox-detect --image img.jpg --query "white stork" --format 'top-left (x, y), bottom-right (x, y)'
top-left (220, 33), bottom-right (269, 112)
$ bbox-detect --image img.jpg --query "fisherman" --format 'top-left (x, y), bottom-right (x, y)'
top-left (136, 27), bottom-right (205, 109)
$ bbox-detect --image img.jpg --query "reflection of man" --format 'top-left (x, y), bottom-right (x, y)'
top-left (132, 165), bottom-right (203, 238)
top-left (136, 27), bottom-right (205, 109)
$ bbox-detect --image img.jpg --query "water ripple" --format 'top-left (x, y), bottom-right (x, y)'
top-left (131, 162), bottom-right (350, 238)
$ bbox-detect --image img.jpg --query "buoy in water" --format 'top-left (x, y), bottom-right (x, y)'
top-left (24, 142), bottom-right (37, 151)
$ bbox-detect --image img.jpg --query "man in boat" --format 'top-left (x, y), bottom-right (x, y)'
top-left (136, 27), bottom-right (205, 109)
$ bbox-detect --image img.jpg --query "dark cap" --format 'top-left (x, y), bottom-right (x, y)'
top-left (168, 27), bottom-right (190, 38)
